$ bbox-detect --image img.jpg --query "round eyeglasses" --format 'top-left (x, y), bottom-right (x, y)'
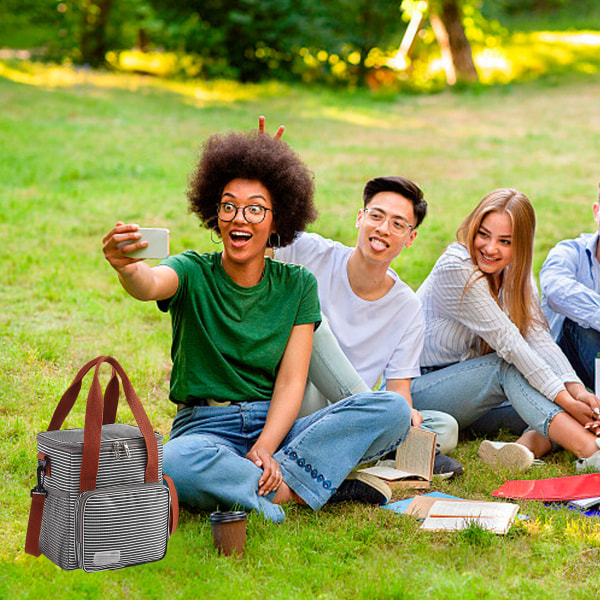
top-left (363, 208), bottom-right (414, 236)
top-left (217, 202), bottom-right (272, 224)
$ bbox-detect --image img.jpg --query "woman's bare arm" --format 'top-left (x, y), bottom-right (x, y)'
top-left (246, 322), bottom-right (314, 494)
top-left (103, 222), bottom-right (178, 301)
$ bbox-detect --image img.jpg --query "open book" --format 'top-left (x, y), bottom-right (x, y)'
top-left (358, 427), bottom-right (436, 490)
top-left (421, 500), bottom-right (519, 534)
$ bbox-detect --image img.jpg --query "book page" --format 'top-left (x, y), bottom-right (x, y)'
top-left (359, 465), bottom-right (425, 481)
top-left (394, 427), bottom-right (437, 480)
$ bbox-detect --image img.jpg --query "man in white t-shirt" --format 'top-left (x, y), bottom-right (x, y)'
top-left (274, 176), bottom-right (462, 477)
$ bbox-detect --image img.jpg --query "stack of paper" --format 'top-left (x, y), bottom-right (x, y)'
top-left (568, 496), bottom-right (600, 511)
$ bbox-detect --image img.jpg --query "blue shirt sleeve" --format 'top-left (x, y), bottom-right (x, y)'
top-left (540, 234), bottom-right (600, 337)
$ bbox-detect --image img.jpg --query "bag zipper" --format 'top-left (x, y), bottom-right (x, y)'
top-left (37, 434), bottom-right (154, 454)
top-left (112, 441), bottom-right (131, 460)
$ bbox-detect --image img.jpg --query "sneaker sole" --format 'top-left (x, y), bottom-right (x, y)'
top-left (478, 441), bottom-right (534, 471)
top-left (347, 471), bottom-right (392, 503)
top-left (433, 465), bottom-right (464, 480)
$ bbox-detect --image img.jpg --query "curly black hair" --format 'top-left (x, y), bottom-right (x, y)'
top-left (187, 130), bottom-right (317, 247)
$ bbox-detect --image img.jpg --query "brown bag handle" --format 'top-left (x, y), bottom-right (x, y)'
top-left (48, 357), bottom-right (119, 430)
top-left (102, 367), bottom-right (120, 425)
top-left (47, 356), bottom-right (159, 492)
top-left (164, 474), bottom-right (179, 535)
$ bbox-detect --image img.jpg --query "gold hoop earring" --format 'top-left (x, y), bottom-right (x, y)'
top-left (210, 229), bottom-right (222, 244)
top-left (268, 233), bottom-right (281, 248)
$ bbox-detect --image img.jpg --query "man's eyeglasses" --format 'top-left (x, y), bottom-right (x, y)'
top-left (217, 202), bottom-right (272, 224)
top-left (363, 208), bottom-right (414, 236)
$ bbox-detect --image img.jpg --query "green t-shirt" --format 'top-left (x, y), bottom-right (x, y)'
top-left (158, 251), bottom-right (321, 404)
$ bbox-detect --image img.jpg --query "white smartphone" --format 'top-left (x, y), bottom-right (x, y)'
top-left (120, 227), bottom-right (170, 259)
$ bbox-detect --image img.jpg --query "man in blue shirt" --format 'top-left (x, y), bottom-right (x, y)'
top-left (540, 185), bottom-right (600, 390)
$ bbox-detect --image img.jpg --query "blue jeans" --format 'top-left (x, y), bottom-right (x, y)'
top-left (307, 318), bottom-right (459, 455)
top-left (557, 317), bottom-right (600, 391)
top-left (465, 401), bottom-right (527, 437)
top-left (411, 353), bottom-right (563, 438)
top-left (163, 391), bottom-right (410, 523)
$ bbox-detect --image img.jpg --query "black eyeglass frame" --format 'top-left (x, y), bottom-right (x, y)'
top-left (216, 202), bottom-right (273, 224)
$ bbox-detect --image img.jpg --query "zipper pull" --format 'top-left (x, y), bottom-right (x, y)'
top-left (113, 441), bottom-right (121, 460)
top-left (122, 442), bottom-right (131, 458)
top-left (30, 458), bottom-right (48, 498)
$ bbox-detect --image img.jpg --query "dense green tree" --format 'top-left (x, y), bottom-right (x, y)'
top-left (143, 0), bottom-right (310, 80)
top-left (0, 0), bottom-right (63, 49)
top-left (317, 1), bottom-right (404, 79)
top-left (142, 0), bottom-right (403, 81)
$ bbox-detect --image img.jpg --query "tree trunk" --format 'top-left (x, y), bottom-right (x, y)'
top-left (429, 0), bottom-right (478, 85)
top-left (80, 0), bottom-right (113, 67)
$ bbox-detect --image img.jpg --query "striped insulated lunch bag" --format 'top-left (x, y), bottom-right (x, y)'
top-left (25, 356), bottom-right (179, 572)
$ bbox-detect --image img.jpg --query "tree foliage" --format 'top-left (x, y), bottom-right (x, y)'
top-left (3, 0), bottom-right (594, 87)
top-left (139, 0), bottom-right (404, 82)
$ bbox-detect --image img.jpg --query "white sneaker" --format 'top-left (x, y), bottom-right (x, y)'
top-left (478, 440), bottom-right (536, 471)
top-left (575, 449), bottom-right (600, 472)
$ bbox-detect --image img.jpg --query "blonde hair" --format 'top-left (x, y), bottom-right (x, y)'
top-left (456, 188), bottom-right (545, 351)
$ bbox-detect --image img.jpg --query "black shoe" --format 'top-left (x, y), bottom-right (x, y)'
top-left (380, 449), bottom-right (396, 462)
top-left (433, 450), bottom-right (464, 479)
top-left (328, 472), bottom-right (392, 505)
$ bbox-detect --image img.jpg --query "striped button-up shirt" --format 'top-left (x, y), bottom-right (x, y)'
top-left (418, 243), bottom-right (580, 401)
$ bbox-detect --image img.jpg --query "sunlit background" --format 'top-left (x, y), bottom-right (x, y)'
top-left (1, 0), bottom-right (600, 96)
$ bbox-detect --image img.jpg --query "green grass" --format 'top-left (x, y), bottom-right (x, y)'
top-left (3, 61), bottom-right (600, 598)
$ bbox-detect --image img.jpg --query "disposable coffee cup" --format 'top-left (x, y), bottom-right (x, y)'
top-left (209, 511), bottom-right (247, 557)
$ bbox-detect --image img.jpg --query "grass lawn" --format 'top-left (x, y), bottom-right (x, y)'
top-left (3, 61), bottom-right (600, 598)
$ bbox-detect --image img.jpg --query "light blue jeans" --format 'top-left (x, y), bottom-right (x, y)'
top-left (163, 391), bottom-right (411, 523)
top-left (411, 353), bottom-right (563, 438)
top-left (306, 319), bottom-right (459, 454)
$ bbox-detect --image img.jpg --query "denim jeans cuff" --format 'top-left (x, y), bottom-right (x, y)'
top-left (543, 406), bottom-right (564, 438)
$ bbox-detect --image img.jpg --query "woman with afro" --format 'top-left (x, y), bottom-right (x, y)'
top-left (103, 127), bottom-right (410, 522)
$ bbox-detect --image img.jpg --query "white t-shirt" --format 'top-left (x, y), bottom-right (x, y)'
top-left (275, 232), bottom-right (424, 387)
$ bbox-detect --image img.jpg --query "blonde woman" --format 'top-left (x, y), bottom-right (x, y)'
top-left (410, 188), bottom-right (600, 471)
